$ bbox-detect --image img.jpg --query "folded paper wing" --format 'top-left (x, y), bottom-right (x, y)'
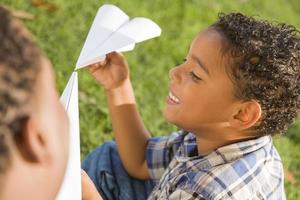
top-left (55, 4), bottom-right (162, 199)
top-left (75, 4), bottom-right (161, 69)
top-left (56, 72), bottom-right (81, 200)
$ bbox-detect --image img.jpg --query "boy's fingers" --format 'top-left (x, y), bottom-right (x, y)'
top-left (108, 51), bottom-right (124, 60)
top-left (87, 52), bottom-right (123, 73)
top-left (88, 59), bottom-right (107, 73)
top-left (99, 58), bottom-right (108, 65)
top-left (107, 52), bottom-right (126, 66)
top-left (88, 64), bottom-right (100, 74)
top-left (107, 51), bottom-right (117, 57)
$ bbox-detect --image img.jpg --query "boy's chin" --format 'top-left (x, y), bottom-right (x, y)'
top-left (163, 109), bottom-right (179, 126)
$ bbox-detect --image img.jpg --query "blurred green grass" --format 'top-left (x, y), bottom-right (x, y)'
top-left (2, 0), bottom-right (300, 199)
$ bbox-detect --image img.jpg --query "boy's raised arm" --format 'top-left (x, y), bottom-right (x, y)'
top-left (88, 52), bottom-right (150, 179)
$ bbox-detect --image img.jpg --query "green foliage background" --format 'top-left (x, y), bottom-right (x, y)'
top-left (3, 0), bottom-right (300, 199)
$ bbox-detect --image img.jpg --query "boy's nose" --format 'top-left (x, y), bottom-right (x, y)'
top-left (169, 66), bottom-right (182, 83)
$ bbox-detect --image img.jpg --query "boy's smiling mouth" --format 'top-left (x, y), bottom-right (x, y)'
top-left (167, 91), bottom-right (180, 104)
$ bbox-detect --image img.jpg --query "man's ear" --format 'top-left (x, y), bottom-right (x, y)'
top-left (229, 100), bottom-right (262, 131)
top-left (16, 116), bottom-right (50, 164)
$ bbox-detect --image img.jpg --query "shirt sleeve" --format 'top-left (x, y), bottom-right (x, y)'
top-left (168, 189), bottom-right (206, 200)
top-left (146, 130), bottom-right (187, 181)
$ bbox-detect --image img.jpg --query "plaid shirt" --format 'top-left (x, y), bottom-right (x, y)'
top-left (146, 130), bottom-right (285, 200)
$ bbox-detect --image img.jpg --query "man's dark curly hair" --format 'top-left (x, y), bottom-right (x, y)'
top-left (0, 6), bottom-right (41, 173)
top-left (211, 13), bottom-right (300, 136)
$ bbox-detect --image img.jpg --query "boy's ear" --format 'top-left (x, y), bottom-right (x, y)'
top-left (229, 100), bottom-right (262, 131)
top-left (17, 116), bottom-right (50, 164)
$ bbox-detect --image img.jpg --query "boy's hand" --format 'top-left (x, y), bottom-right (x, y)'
top-left (81, 170), bottom-right (103, 200)
top-left (88, 52), bottom-right (129, 91)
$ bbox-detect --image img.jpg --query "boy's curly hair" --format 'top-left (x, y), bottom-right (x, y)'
top-left (0, 6), bottom-right (41, 173)
top-left (212, 13), bottom-right (300, 136)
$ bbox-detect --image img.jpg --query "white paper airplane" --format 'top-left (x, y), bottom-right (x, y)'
top-left (56, 72), bottom-right (82, 200)
top-left (56, 4), bottom-right (161, 200)
top-left (76, 4), bottom-right (161, 69)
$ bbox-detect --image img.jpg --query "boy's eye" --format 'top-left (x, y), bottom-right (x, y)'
top-left (189, 71), bottom-right (202, 81)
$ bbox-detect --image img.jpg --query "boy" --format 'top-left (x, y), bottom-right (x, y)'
top-left (83, 13), bottom-right (300, 199)
top-left (0, 6), bottom-right (101, 200)
top-left (0, 5), bottom-right (69, 199)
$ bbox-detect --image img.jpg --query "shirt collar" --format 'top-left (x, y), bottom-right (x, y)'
top-left (176, 132), bottom-right (272, 169)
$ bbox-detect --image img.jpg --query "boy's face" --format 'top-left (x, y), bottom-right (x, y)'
top-left (1, 16), bottom-right (69, 199)
top-left (33, 56), bottom-right (69, 196)
top-left (164, 28), bottom-right (237, 133)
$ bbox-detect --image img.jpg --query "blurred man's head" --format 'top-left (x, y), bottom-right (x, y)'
top-left (0, 6), bottom-right (69, 200)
